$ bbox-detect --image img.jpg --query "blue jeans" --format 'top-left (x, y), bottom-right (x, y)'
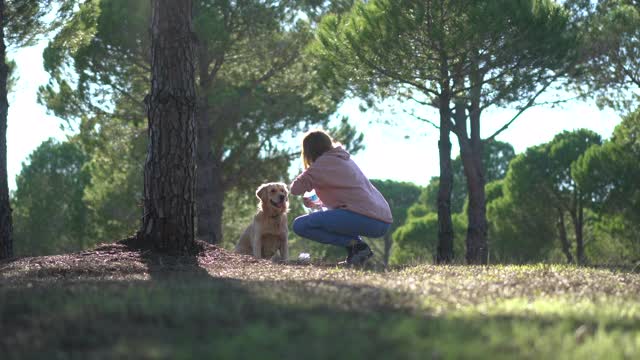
top-left (292, 209), bottom-right (391, 247)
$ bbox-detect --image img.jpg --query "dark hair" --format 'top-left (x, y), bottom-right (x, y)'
top-left (301, 129), bottom-right (334, 168)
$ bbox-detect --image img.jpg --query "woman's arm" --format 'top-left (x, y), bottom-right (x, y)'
top-left (289, 170), bottom-right (313, 196)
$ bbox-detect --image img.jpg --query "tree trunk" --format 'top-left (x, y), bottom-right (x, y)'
top-left (463, 156), bottom-right (488, 265)
top-left (0, 0), bottom-right (13, 260)
top-left (139, 0), bottom-right (197, 254)
top-left (557, 210), bottom-right (573, 264)
top-left (576, 199), bottom-right (585, 264)
top-left (436, 97), bottom-right (454, 264)
top-left (458, 135), bottom-right (488, 265)
top-left (195, 126), bottom-right (225, 244)
top-left (383, 231), bottom-right (392, 267)
top-left (195, 98), bottom-right (218, 243)
top-left (459, 61), bottom-right (488, 265)
top-left (571, 192), bottom-right (585, 265)
top-left (194, 40), bottom-right (225, 244)
top-left (209, 168), bottom-right (225, 243)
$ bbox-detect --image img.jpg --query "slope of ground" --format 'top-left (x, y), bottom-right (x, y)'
top-left (1, 242), bottom-right (639, 359)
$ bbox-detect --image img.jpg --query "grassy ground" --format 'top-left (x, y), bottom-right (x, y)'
top-left (1, 242), bottom-right (639, 359)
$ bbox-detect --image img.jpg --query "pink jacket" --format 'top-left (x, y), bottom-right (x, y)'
top-left (290, 146), bottom-right (393, 224)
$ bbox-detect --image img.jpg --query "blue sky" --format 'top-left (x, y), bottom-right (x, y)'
top-left (6, 41), bottom-right (622, 191)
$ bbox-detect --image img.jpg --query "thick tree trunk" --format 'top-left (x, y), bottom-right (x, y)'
top-left (0, 0), bottom-right (13, 260)
top-left (458, 137), bottom-right (488, 265)
top-left (557, 210), bottom-right (573, 264)
top-left (436, 99), bottom-right (454, 264)
top-left (458, 62), bottom-right (488, 265)
top-left (139, 0), bottom-right (197, 254)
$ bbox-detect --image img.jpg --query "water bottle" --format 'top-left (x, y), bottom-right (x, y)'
top-left (303, 190), bottom-right (324, 212)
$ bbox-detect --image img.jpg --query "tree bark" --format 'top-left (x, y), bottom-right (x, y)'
top-left (139, 0), bottom-right (197, 254)
top-left (0, 0), bottom-right (13, 260)
top-left (571, 191), bottom-right (585, 265)
top-left (557, 209), bottom-right (573, 264)
top-left (463, 65), bottom-right (489, 265)
top-left (461, 142), bottom-right (488, 265)
top-left (456, 119), bottom-right (488, 264)
top-left (436, 95), bottom-right (455, 264)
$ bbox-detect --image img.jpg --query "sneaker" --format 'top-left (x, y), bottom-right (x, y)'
top-left (347, 242), bottom-right (373, 265)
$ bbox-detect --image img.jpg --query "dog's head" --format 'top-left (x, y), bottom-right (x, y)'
top-left (256, 182), bottom-right (289, 215)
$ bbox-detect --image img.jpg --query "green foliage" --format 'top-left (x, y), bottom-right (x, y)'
top-left (330, 116), bottom-right (365, 155)
top-left (313, 0), bottom-right (574, 109)
top-left (5, 58), bottom-right (16, 93)
top-left (12, 138), bottom-right (91, 255)
top-left (403, 140), bottom-right (515, 222)
top-left (40, 0), bottom-right (147, 122)
top-left (391, 212), bottom-right (466, 265)
top-left (487, 179), bottom-right (558, 263)
top-left (572, 108), bottom-right (640, 262)
top-left (369, 179), bottom-right (421, 232)
top-left (80, 116), bottom-right (146, 242)
top-left (570, 0), bottom-right (640, 111)
top-left (573, 108), bottom-right (640, 220)
top-left (391, 141), bottom-right (515, 264)
top-left (451, 141), bottom-right (516, 213)
top-left (4, 0), bottom-right (78, 48)
top-left (487, 130), bottom-right (603, 263)
top-left (38, 0), bottom-right (347, 208)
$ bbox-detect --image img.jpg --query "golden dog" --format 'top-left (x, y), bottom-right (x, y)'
top-left (235, 182), bottom-right (289, 261)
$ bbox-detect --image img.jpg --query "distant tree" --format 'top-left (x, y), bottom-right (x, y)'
top-left (12, 139), bottom-right (91, 255)
top-left (394, 141), bottom-right (514, 264)
top-left (314, 0), bottom-right (574, 264)
top-left (404, 140), bottom-right (515, 223)
top-left (391, 212), bottom-right (466, 265)
top-left (80, 116), bottom-right (145, 241)
top-left (370, 179), bottom-right (422, 266)
top-left (487, 179), bottom-right (558, 263)
top-left (573, 109), bottom-right (640, 259)
top-left (136, 0), bottom-right (197, 253)
top-left (492, 130), bottom-right (602, 264)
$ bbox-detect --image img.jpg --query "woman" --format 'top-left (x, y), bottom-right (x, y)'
top-left (290, 129), bottom-right (393, 265)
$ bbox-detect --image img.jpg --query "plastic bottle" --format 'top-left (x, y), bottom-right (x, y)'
top-left (303, 190), bottom-right (324, 212)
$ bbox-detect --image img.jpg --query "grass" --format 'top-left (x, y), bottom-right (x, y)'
top-left (1, 242), bottom-right (639, 359)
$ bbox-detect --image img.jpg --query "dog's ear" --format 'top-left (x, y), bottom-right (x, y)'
top-left (256, 184), bottom-right (268, 202)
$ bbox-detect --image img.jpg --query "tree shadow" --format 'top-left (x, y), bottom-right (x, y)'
top-left (3, 239), bottom-right (639, 359)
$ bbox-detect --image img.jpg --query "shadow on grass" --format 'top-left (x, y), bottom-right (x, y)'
top-left (1, 242), bottom-right (639, 360)
top-left (3, 274), bottom-right (639, 359)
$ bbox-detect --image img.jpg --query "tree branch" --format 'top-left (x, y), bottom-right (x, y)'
top-left (401, 108), bottom-right (439, 130)
top-left (483, 79), bottom-right (557, 142)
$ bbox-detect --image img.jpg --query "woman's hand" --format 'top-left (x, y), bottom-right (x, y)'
top-left (302, 197), bottom-right (314, 208)
top-left (302, 197), bottom-right (323, 209)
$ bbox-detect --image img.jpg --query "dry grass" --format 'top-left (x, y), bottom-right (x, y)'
top-left (1, 241), bottom-right (639, 359)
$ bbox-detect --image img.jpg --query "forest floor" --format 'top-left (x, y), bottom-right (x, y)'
top-left (1, 241), bottom-right (639, 359)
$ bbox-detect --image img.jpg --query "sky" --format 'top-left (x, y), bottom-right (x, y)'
top-left (6, 40), bottom-right (622, 191)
